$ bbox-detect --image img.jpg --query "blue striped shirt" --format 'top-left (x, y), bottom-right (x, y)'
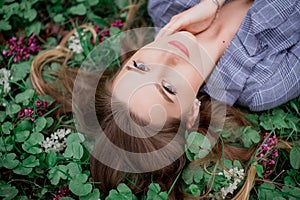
top-left (148, 0), bottom-right (300, 111)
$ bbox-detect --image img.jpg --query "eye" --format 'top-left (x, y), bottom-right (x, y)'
top-left (162, 80), bottom-right (177, 95)
top-left (133, 60), bottom-right (148, 71)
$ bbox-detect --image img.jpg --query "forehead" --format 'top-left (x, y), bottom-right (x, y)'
top-left (113, 79), bottom-right (181, 125)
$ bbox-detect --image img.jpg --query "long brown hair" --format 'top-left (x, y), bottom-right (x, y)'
top-left (30, 28), bottom-right (258, 200)
top-left (89, 69), bottom-right (256, 199)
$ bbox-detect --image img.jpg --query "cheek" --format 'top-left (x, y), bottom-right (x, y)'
top-left (183, 66), bottom-right (203, 89)
top-left (175, 84), bottom-right (196, 114)
top-left (172, 68), bottom-right (200, 114)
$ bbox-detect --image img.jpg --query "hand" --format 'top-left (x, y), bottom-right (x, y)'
top-left (156, 0), bottom-right (222, 39)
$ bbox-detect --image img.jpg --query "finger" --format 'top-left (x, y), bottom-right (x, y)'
top-left (155, 28), bottom-right (172, 40)
top-left (155, 22), bottom-right (182, 40)
top-left (155, 23), bottom-right (176, 40)
top-left (155, 15), bottom-right (186, 39)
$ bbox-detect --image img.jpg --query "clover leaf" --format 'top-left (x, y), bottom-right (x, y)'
top-left (0, 136), bottom-right (13, 152)
top-left (0, 111), bottom-right (6, 122)
top-left (15, 130), bottom-right (30, 142)
top-left (0, 153), bottom-right (19, 169)
top-left (68, 4), bottom-right (87, 15)
top-left (48, 165), bottom-right (68, 185)
top-left (182, 165), bottom-right (204, 185)
top-left (105, 183), bottom-right (137, 200)
top-left (63, 142), bottom-right (84, 160)
top-left (0, 183), bottom-right (18, 200)
top-left (241, 126), bottom-right (260, 148)
top-left (185, 131), bottom-right (211, 161)
top-left (15, 89), bottom-right (35, 104)
top-left (67, 162), bottom-right (82, 178)
top-left (186, 184), bottom-right (201, 197)
top-left (13, 164), bottom-right (33, 175)
top-left (22, 132), bottom-right (44, 154)
top-left (79, 188), bottom-right (100, 200)
top-left (22, 155), bottom-right (39, 168)
top-left (6, 103), bottom-right (21, 116)
top-left (1, 122), bottom-right (13, 135)
top-left (69, 173), bottom-right (92, 196)
top-left (33, 117), bottom-right (47, 132)
top-left (10, 61), bottom-right (31, 82)
top-left (45, 150), bottom-right (57, 168)
top-left (290, 147), bottom-right (300, 169)
top-left (145, 183), bottom-right (168, 200)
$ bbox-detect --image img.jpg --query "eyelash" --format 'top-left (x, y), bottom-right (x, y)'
top-left (162, 80), bottom-right (177, 95)
top-left (132, 60), bottom-right (176, 95)
top-left (133, 60), bottom-right (148, 71)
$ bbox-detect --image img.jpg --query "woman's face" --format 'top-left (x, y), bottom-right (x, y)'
top-left (112, 31), bottom-right (212, 126)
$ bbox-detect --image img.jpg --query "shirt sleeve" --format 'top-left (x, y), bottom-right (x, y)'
top-left (147, 0), bottom-right (200, 28)
top-left (201, 35), bottom-right (254, 107)
top-left (240, 43), bottom-right (300, 111)
top-left (203, 0), bottom-right (300, 111)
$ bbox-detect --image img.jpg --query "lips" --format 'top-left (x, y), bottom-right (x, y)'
top-left (168, 40), bottom-right (190, 58)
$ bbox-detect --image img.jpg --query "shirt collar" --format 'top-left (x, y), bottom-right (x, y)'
top-left (250, 0), bottom-right (297, 35)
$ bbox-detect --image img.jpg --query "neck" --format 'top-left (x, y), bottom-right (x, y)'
top-left (195, 0), bottom-right (253, 63)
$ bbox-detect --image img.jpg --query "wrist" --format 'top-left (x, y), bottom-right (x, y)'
top-left (203, 0), bottom-right (225, 10)
top-left (212, 0), bottom-right (221, 19)
top-left (204, 0), bottom-right (223, 20)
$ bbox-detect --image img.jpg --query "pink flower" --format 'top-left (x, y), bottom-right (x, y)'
top-left (110, 19), bottom-right (124, 29)
top-left (94, 19), bottom-right (124, 44)
top-left (257, 132), bottom-right (279, 179)
top-left (2, 34), bottom-right (41, 63)
top-left (53, 186), bottom-right (71, 200)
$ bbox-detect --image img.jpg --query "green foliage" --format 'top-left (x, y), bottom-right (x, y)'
top-left (241, 126), bottom-right (260, 148)
top-left (0, 0), bottom-right (41, 34)
top-left (255, 164), bottom-right (264, 178)
top-left (0, 0), bottom-right (123, 36)
top-left (249, 98), bottom-right (300, 134)
top-left (106, 183), bottom-right (138, 200)
top-left (144, 183), bottom-right (168, 200)
top-left (246, 96), bottom-right (300, 200)
top-left (104, 182), bottom-right (169, 200)
top-left (182, 159), bottom-right (245, 198)
top-left (69, 174), bottom-right (93, 196)
top-left (290, 147), bottom-right (300, 169)
top-left (220, 125), bottom-right (260, 148)
top-left (0, 182), bottom-right (19, 200)
top-left (257, 183), bottom-right (300, 200)
top-left (185, 131), bottom-right (211, 161)
top-left (0, 0), bottom-right (299, 199)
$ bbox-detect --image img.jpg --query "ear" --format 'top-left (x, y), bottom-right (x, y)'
top-left (186, 99), bottom-right (201, 129)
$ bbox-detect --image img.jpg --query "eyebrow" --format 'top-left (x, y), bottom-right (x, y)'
top-left (154, 84), bottom-right (174, 104)
top-left (126, 65), bottom-right (147, 74)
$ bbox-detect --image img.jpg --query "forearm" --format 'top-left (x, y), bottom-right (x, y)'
top-left (202, 0), bottom-right (226, 12)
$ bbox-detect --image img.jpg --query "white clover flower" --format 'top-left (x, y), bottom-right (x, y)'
top-left (39, 128), bottom-right (72, 153)
top-left (68, 43), bottom-right (83, 54)
top-left (0, 68), bottom-right (11, 96)
top-left (219, 167), bottom-right (245, 199)
top-left (67, 28), bottom-right (88, 54)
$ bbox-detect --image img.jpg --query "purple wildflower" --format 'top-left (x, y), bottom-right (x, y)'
top-left (17, 100), bottom-right (49, 121)
top-left (110, 19), bottom-right (124, 29)
top-left (18, 108), bottom-right (34, 119)
top-left (257, 132), bottom-right (279, 179)
top-left (2, 34), bottom-right (41, 63)
top-left (94, 19), bottom-right (124, 44)
top-left (35, 100), bottom-right (49, 117)
top-left (53, 186), bottom-right (71, 200)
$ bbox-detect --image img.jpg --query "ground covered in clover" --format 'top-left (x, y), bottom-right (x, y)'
top-left (0, 0), bottom-right (299, 200)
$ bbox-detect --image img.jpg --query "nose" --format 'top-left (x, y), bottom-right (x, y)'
top-left (150, 51), bottom-right (181, 69)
